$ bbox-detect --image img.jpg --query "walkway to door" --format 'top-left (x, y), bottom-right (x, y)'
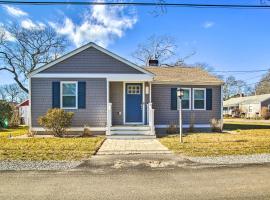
top-left (96, 139), bottom-right (172, 155)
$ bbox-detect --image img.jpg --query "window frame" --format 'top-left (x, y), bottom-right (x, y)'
top-left (180, 88), bottom-right (191, 110)
top-left (60, 81), bottom-right (78, 109)
top-left (193, 88), bottom-right (206, 110)
top-left (127, 84), bottom-right (141, 95)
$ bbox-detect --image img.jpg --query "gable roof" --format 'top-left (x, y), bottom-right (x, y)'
top-left (224, 94), bottom-right (270, 107)
top-left (145, 66), bottom-right (224, 85)
top-left (29, 42), bottom-right (153, 77)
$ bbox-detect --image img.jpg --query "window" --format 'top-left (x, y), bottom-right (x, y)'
top-left (268, 104), bottom-right (270, 112)
top-left (181, 88), bottom-right (191, 110)
top-left (193, 88), bottom-right (206, 110)
top-left (127, 85), bottom-right (141, 94)
top-left (61, 82), bottom-right (77, 109)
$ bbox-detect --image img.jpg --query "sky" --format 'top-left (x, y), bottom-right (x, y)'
top-left (1, 0), bottom-right (270, 87)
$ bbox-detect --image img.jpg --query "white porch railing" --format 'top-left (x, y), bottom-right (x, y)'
top-left (147, 103), bottom-right (155, 135)
top-left (107, 103), bottom-right (112, 135)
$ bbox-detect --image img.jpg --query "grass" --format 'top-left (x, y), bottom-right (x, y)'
top-left (0, 126), bottom-right (105, 160)
top-left (0, 126), bottom-right (29, 138)
top-left (159, 122), bottom-right (270, 157)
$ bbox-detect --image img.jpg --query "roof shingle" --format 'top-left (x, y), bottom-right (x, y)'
top-left (145, 66), bottom-right (224, 85)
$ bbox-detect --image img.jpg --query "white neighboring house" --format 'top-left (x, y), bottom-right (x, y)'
top-left (223, 94), bottom-right (270, 118)
top-left (17, 99), bottom-right (30, 126)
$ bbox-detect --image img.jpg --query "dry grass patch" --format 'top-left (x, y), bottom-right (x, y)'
top-left (160, 122), bottom-right (270, 157)
top-left (0, 126), bottom-right (28, 138)
top-left (0, 137), bottom-right (105, 160)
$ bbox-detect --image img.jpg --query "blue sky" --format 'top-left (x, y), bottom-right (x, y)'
top-left (1, 0), bottom-right (270, 87)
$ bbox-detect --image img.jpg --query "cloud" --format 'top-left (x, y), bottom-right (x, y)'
top-left (202, 21), bottom-right (215, 29)
top-left (49, 1), bottom-right (137, 47)
top-left (0, 24), bottom-right (15, 41)
top-left (21, 19), bottom-right (46, 30)
top-left (2, 5), bottom-right (28, 17)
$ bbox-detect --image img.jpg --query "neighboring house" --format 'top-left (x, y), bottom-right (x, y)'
top-left (17, 99), bottom-right (30, 126)
top-left (29, 42), bottom-right (223, 137)
top-left (223, 94), bottom-right (270, 118)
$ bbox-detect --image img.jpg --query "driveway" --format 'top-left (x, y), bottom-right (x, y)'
top-left (97, 139), bottom-right (171, 155)
top-left (1, 165), bottom-right (270, 199)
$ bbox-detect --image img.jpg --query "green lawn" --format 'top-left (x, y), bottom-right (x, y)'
top-left (160, 122), bottom-right (270, 157)
top-left (0, 127), bottom-right (105, 160)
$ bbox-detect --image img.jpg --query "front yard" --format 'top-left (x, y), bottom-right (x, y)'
top-left (160, 121), bottom-right (270, 157)
top-left (0, 127), bottom-right (105, 160)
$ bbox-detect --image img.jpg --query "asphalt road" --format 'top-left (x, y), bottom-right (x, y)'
top-left (0, 164), bottom-right (270, 200)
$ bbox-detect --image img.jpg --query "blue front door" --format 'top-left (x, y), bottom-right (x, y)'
top-left (125, 83), bottom-right (143, 123)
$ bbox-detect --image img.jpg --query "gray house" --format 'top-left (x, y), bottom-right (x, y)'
top-left (29, 43), bottom-right (223, 137)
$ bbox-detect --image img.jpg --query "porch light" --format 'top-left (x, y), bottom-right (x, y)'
top-left (145, 86), bottom-right (149, 94)
top-left (177, 88), bottom-right (184, 99)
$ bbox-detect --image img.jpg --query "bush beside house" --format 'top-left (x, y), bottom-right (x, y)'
top-left (38, 108), bottom-right (74, 137)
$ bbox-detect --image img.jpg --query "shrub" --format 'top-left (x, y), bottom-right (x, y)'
top-left (82, 125), bottom-right (92, 137)
top-left (38, 108), bottom-right (74, 137)
top-left (9, 109), bottom-right (20, 127)
top-left (0, 100), bottom-right (13, 128)
top-left (261, 107), bottom-right (270, 120)
top-left (210, 118), bottom-right (223, 132)
top-left (166, 121), bottom-right (178, 134)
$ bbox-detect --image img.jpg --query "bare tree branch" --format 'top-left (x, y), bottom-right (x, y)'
top-left (132, 34), bottom-right (177, 66)
top-left (0, 23), bottom-right (67, 93)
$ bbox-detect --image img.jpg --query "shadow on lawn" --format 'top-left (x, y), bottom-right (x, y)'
top-left (224, 123), bottom-right (270, 130)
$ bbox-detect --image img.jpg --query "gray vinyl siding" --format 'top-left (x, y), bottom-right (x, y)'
top-left (31, 78), bottom-right (107, 127)
top-left (152, 84), bottom-right (222, 125)
top-left (110, 82), bottom-right (123, 125)
top-left (41, 47), bottom-right (143, 74)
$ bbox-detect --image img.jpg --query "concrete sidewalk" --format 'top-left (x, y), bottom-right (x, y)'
top-left (96, 139), bottom-right (172, 155)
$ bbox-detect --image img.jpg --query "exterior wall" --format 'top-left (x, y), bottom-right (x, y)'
top-left (31, 78), bottom-right (107, 127)
top-left (110, 82), bottom-right (123, 125)
top-left (239, 103), bottom-right (260, 118)
top-left (41, 47), bottom-right (143, 74)
top-left (19, 106), bottom-right (30, 126)
top-left (152, 84), bottom-right (222, 125)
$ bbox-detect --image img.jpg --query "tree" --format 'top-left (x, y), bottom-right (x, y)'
top-left (0, 83), bottom-right (27, 103)
top-left (0, 23), bottom-right (67, 93)
top-left (132, 35), bottom-right (177, 65)
top-left (223, 75), bottom-right (253, 100)
top-left (255, 70), bottom-right (270, 95)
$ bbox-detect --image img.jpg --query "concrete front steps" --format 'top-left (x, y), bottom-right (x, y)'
top-left (108, 125), bottom-right (156, 139)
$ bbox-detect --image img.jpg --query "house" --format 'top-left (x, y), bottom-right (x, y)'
top-left (29, 42), bottom-right (224, 137)
top-left (17, 99), bottom-right (30, 126)
top-left (223, 94), bottom-right (270, 118)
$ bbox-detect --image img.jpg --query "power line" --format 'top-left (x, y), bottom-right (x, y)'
top-left (1, 1), bottom-right (270, 9)
top-left (213, 69), bottom-right (270, 73)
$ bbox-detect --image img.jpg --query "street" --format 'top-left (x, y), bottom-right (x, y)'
top-left (0, 164), bottom-right (270, 200)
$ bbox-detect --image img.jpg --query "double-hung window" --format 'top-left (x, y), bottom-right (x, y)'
top-left (181, 88), bottom-right (191, 110)
top-left (61, 81), bottom-right (78, 109)
top-left (193, 88), bottom-right (206, 110)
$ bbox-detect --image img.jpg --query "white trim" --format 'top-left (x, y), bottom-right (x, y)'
top-left (149, 82), bottom-right (152, 103)
top-left (31, 127), bottom-right (106, 132)
top-left (60, 81), bottom-right (78, 109)
top-left (29, 77), bottom-right (32, 129)
top-left (181, 88), bottom-right (191, 110)
top-left (31, 73), bottom-right (153, 81)
top-left (155, 124), bottom-right (211, 128)
top-left (123, 82), bottom-right (145, 125)
top-left (29, 42), bottom-right (154, 77)
top-left (193, 88), bottom-right (206, 110)
top-left (143, 82), bottom-right (145, 124)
